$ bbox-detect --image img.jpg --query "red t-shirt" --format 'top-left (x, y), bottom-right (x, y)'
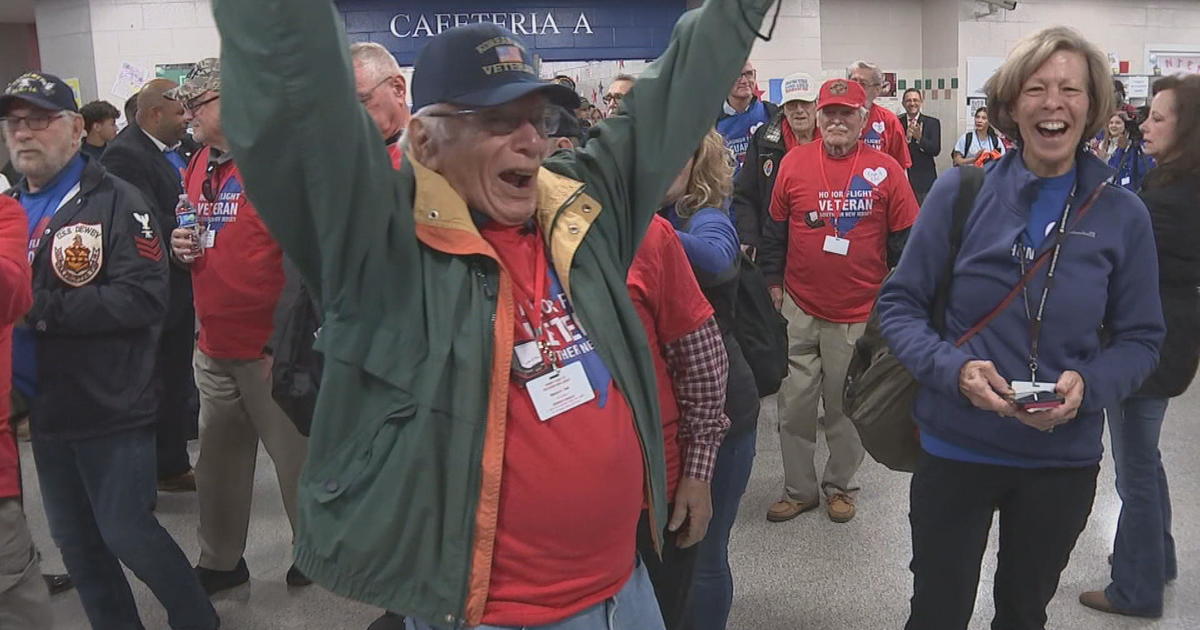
top-left (386, 142), bottom-right (403, 170)
top-left (184, 148), bottom-right (285, 359)
top-left (770, 141), bottom-right (919, 322)
top-left (479, 222), bottom-right (644, 627)
top-left (626, 216), bottom-right (714, 498)
top-left (0, 197), bottom-right (30, 499)
top-left (861, 104), bottom-right (912, 169)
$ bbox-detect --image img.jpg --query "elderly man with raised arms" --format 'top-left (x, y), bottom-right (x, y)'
top-left (210, 0), bottom-right (774, 628)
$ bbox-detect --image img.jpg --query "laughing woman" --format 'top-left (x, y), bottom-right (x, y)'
top-left (1079, 73), bottom-right (1200, 619)
top-left (876, 27), bottom-right (1165, 630)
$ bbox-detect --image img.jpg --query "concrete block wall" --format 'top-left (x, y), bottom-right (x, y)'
top-left (748, 0), bottom-right (822, 87)
top-left (89, 0), bottom-right (218, 118)
top-left (33, 0), bottom-right (97, 102)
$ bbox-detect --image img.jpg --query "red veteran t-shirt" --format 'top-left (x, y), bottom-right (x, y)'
top-left (626, 216), bottom-right (714, 498)
top-left (862, 104), bottom-right (912, 169)
top-left (770, 141), bottom-right (919, 322)
top-left (479, 222), bottom-right (644, 627)
top-left (184, 148), bottom-right (285, 359)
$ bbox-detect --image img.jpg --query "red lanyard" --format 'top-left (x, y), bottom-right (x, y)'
top-left (506, 235), bottom-right (560, 369)
top-left (513, 251), bottom-right (549, 339)
top-left (817, 143), bottom-right (862, 237)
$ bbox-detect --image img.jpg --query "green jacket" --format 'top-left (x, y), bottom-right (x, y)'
top-left (211, 0), bottom-right (771, 625)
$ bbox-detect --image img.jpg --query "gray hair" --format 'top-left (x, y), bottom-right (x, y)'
top-left (846, 60), bottom-right (884, 86)
top-left (398, 104), bottom-right (453, 152)
top-left (350, 42), bottom-right (402, 82)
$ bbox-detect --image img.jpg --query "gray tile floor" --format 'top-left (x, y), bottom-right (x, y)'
top-left (21, 386), bottom-right (1200, 629)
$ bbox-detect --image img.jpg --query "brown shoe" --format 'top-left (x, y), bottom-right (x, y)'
top-left (1079, 590), bottom-right (1161, 618)
top-left (826, 493), bottom-right (856, 523)
top-left (766, 498), bottom-right (818, 522)
top-left (158, 469), bottom-right (196, 493)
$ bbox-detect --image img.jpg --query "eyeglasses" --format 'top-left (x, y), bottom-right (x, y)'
top-left (602, 92), bottom-right (624, 105)
top-left (357, 76), bottom-right (397, 104)
top-left (739, 69), bottom-right (757, 80)
top-left (850, 77), bottom-right (882, 88)
top-left (0, 111), bottom-right (70, 132)
top-left (184, 94), bottom-right (220, 114)
top-left (425, 105), bottom-right (564, 138)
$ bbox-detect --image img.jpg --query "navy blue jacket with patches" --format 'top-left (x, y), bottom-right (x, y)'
top-left (877, 150), bottom-right (1165, 467)
top-left (8, 156), bottom-right (169, 440)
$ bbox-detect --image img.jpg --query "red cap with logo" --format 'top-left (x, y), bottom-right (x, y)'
top-left (817, 78), bottom-right (867, 111)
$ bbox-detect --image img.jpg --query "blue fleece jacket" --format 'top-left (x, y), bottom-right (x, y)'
top-left (877, 150), bottom-right (1165, 467)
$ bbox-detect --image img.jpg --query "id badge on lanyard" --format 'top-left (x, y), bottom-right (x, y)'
top-left (817, 148), bottom-right (862, 257)
top-left (509, 252), bottom-right (595, 421)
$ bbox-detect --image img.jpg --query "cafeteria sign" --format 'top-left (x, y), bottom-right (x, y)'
top-left (389, 11), bottom-right (593, 38)
top-left (337, 1), bottom-right (687, 64)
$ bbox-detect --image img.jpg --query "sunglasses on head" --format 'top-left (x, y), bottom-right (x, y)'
top-left (201, 161), bottom-right (219, 202)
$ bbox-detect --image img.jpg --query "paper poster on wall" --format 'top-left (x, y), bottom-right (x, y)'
top-left (964, 96), bottom-right (987, 135)
top-left (111, 62), bottom-right (147, 100)
top-left (63, 78), bottom-right (82, 107)
top-left (882, 72), bottom-right (897, 98)
top-left (1157, 54), bottom-right (1200, 74)
top-left (1125, 76), bottom-right (1150, 99)
top-left (966, 56), bottom-right (1003, 98)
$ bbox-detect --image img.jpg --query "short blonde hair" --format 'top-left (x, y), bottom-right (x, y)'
top-left (676, 129), bottom-right (734, 217)
top-left (983, 26), bottom-right (1114, 146)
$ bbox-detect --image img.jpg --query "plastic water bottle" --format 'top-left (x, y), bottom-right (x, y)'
top-left (174, 194), bottom-right (203, 259)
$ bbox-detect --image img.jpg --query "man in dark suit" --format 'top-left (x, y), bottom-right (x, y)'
top-left (101, 78), bottom-right (199, 491)
top-left (900, 88), bottom-right (940, 204)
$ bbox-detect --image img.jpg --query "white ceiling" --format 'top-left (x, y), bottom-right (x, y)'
top-left (0, 0), bottom-right (36, 23)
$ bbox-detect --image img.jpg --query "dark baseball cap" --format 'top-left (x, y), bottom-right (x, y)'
top-left (411, 23), bottom-right (579, 112)
top-left (0, 72), bottom-right (79, 116)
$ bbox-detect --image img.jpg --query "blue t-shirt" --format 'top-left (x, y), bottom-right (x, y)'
top-left (20, 153), bottom-right (86, 241)
top-left (921, 166), bottom-right (1078, 469)
top-left (717, 98), bottom-right (771, 173)
top-left (11, 152), bottom-right (87, 399)
top-left (1025, 167), bottom-right (1076, 249)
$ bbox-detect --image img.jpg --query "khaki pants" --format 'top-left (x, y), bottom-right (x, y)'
top-left (0, 498), bottom-right (51, 630)
top-left (193, 349), bottom-right (308, 571)
top-left (776, 296), bottom-right (866, 503)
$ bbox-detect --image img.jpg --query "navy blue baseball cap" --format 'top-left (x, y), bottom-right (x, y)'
top-left (0, 72), bottom-right (79, 116)
top-left (411, 23), bottom-right (579, 112)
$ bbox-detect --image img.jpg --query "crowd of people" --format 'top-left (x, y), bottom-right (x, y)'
top-left (0, 0), bottom-right (1196, 629)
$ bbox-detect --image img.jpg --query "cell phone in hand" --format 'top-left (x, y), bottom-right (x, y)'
top-left (1013, 390), bottom-right (1064, 412)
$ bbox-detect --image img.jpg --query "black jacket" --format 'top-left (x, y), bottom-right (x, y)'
top-left (902, 112), bottom-right (940, 196)
top-left (1137, 179), bottom-right (1200, 398)
top-left (101, 122), bottom-right (197, 331)
top-left (731, 110), bottom-right (788, 249)
top-left (8, 157), bottom-right (169, 439)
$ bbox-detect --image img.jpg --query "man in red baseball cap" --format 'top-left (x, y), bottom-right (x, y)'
top-left (758, 78), bottom-right (919, 525)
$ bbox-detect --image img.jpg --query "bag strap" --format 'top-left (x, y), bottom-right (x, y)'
top-left (931, 166), bottom-right (984, 332)
top-left (953, 182), bottom-right (1108, 347)
top-left (963, 131), bottom-right (973, 156)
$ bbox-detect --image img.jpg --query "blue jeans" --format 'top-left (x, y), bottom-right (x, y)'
top-left (1106, 396), bottom-right (1176, 615)
top-left (406, 557), bottom-right (663, 630)
top-left (686, 425), bottom-right (757, 630)
top-left (32, 427), bottom-right (217, 630)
